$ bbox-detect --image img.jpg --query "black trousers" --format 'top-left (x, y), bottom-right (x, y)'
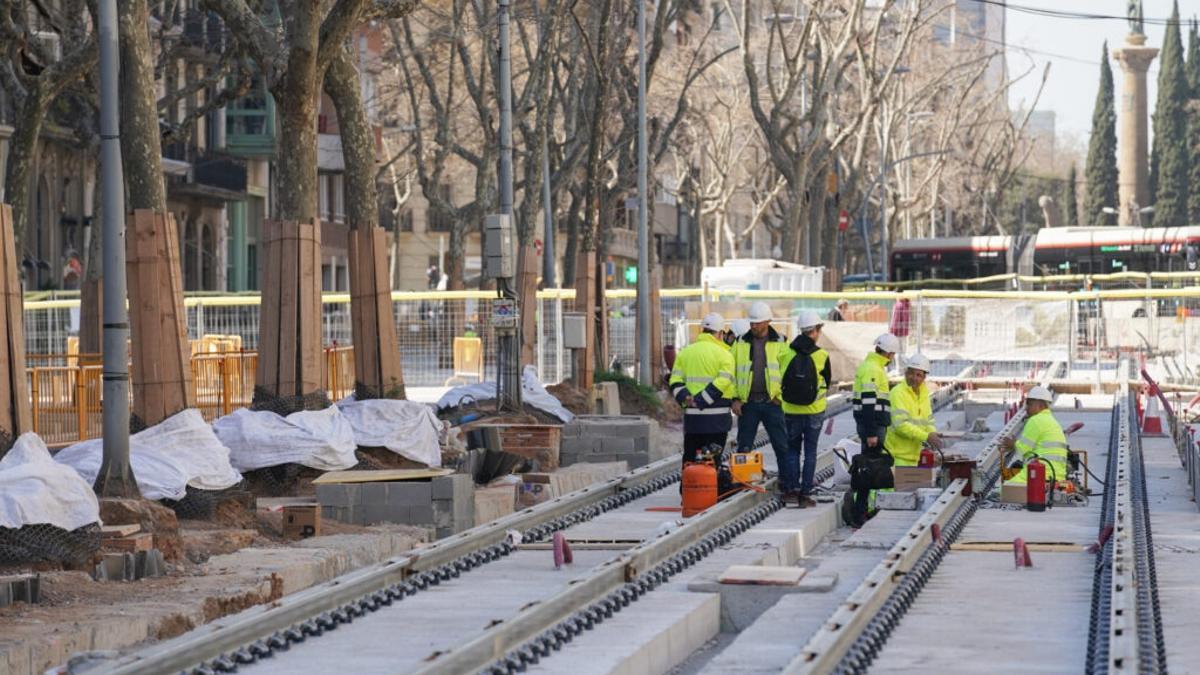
top-left (682, 432), bottom-right (729, 468)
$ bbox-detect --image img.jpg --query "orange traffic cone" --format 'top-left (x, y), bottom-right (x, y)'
top-left (1142, 394), bottom-right (1167, 436)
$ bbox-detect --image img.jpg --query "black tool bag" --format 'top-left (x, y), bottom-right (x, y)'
top-left (850, 448), bottom-right (895, 490)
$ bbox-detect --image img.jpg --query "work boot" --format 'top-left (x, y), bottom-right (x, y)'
top-left (798, 495), bottom-right (818, 509)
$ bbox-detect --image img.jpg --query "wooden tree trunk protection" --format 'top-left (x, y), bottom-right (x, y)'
top-left (79, 278), bottom-right (103, 360)
top-left (348, 227), bottom-right (404, 399)
top-left (517, 244), bottom-right (539, 369)
top-left (648, 266), bottom-right (663, 386)
top-left (0, 204), bottom-right (32, 453)
top-left (126, 210), bottom-right (195, 428)
top-left (573, 251), bottom-right (596, 389)
top-left (595, 261), bottom-right (608, 374)
top-left (255, 220), bottom-right (325, 407)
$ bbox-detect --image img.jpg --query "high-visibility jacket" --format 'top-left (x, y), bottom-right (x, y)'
top-left (778, 334), bottom-right (831, 415)
top-left (853, 351), bottom-right (892, 429)
top-left (669, 332), bottom-right (736, 434)
top-left (1006, 408), bottom-right (1069, 485)
top-left (732, 327), bottom-right (789, 402)
top-left (885, 381), bottom-right (935, 466)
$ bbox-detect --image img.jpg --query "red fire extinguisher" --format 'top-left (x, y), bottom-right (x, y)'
top-left (1026, 457), bottom-right (1047, 512)
top-left (918, 446), bottom-right (935, 468)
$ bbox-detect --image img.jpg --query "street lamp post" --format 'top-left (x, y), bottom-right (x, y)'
top-left (636, 0), bottom-right (650, 386)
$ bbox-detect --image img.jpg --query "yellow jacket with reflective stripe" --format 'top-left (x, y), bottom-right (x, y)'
top-left (732, 328), bottom-right (788, 402)
top-left (1007, 409), bottom-right (1069, 485)
top-left (885, 381), bottom-right (935, 466)
top-left (853, 351), bottom-right (892, 428)
top-left (669, 333), bottom-right (736, 433)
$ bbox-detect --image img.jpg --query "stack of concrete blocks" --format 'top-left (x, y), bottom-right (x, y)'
top-left (317, 474), bottom-right (475, 539)
top-left (560, 415), bottom-right (657, 469)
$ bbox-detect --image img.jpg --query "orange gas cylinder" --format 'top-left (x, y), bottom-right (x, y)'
top-left (681, 462), bottom-right (718, 517)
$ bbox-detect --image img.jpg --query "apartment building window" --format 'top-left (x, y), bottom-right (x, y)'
top-left (317, 173), bottom-right (344, 223)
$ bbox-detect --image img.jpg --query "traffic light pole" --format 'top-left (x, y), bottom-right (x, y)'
top-left (496, 0), bottom-right (522, 411)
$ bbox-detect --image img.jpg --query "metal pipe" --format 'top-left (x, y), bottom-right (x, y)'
top-left (542, 131), bottom-right (555, 288)
top-left (92, 0), bottom-right (135, 497)
top-left (636, 0), bottom-right (651, 386)
top-left (496, 0), bottom-right (521, 409)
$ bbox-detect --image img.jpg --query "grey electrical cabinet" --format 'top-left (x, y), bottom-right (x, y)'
top-left (484, 214), bottom-right (514, 280)
top-left (562, 313), bottom-right (587, 350)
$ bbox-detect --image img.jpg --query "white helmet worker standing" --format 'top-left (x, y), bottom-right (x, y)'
top-left (849, 331), bottom-right (902, 526)
top-left (701, 312), bottom-right (725, 333)
top-left (748, 301), bottom-right (773, 324)
top-left (905, 353), bottom-right (932, 374)
top-left (797, 311), bottom-right (824, 332)
top-left (873, 332), bottom-right (901, 356)
top-left (729, 300), bottom-right (790, 502)
top-left (887, 352), bottom-right (943, 467)
top-left (730, 319), bottom-right (751, 340)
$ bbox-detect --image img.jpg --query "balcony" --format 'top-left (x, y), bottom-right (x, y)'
top-left (165, 148), bottom-right (248, 202)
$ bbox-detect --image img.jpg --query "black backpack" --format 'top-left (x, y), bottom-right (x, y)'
top-left (781, 350), bottom-right (819, 406)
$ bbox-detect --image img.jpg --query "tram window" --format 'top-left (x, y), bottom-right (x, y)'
top-left (1187, 245), bottom-right (1197, 271)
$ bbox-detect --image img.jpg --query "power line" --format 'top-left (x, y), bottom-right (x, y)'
top-left (967, 0), bottom-right (1197, 27)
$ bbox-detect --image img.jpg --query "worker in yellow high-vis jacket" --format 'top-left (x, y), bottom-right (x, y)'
top-left (779, 311), bottom-right (832, 508)
top-left (731, 301), bottom-right (790, 497)
top-left (1001, 386), bottom-right (1068, 485)
top-left (885, 353), bottom-right (943, 467)
top-left (848, 332), bottom-right (900, 527)
top-left (669, 313), bottom-right (737, 469)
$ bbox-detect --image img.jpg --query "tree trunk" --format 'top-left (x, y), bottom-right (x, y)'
top-left (780, 187), bottom-right (805, 264)
top-left (0, 204), bottom-right (32, 456)
top-left (119, 0), bottom-right (167, 212)
top-left (326, 45), bottom-right (405, 399)
top-left (3, 88), bottom-right (50, 249)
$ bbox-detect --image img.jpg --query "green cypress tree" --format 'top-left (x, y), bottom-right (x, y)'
top-left (1065, 164), bottom-right (1079, 226)
top-left (1151, 1), bottom-right (1189, 228)
top-left (1188, 20), bottom-right (1200, 224)
top-left (1187, 19), bottom-right (1200, 96)
top-left (1084, 42), bottom-right (1119, 226)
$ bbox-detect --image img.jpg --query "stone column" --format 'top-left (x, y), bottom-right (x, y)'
top-left (1112, 34), bottom-right (1158, 227)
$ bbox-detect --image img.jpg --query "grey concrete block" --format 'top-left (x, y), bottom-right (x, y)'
top-left (360, 482), bottom-right (389, 507)
top-left (409, 505), bottom-right (435, 524)
top-left (601, 437), bottom-right (636, 454)
top-left (432, 474), bottom-right (473, 500)
top-left (796, 574), bottom-right (839, 592)
top-left (388, 482), bottom-right (432, 506)
top-left (316, 484), bottom-right (356, 508)
top-left (561, 423), bottom-right (582, 439)
top-left (875, 491), bottom-right (918, 510)
top-left (561, 437), bottom-right (601, 456)
top-left (364, 501), bottom-right (404, 525)
top-left (633, 436), bottom-right (651, 453)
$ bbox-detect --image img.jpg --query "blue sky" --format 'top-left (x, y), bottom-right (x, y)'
top-left (1005, 0), bottom-right (1183, 141)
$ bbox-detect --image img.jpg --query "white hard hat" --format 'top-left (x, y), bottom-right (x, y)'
top-left (730, 319), bottom-right (751, 337)
top-left (1026, 385), bottom-right (1054, 402)
top-left (748, 301), bottom-right (773, 323)
top-left (905, 353), bottom-right (932, 373)
top-left (874, 332), bottom-right (901, 354)
top-left (701, 313), bottom-right (725, 332)
top-left (798, 310), bottom-right (824, 331)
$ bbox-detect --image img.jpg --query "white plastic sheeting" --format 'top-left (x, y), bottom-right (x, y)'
top-left (0, 433), bottom-right (101, 530)
top-left (436, 365), bottom-right (574, 423)
top-left (214, 405), bottom-right (357, 472)
top-left (336, 398), bottom-right (444, 467)
top-left (55, 409), bottom-right (243, 501)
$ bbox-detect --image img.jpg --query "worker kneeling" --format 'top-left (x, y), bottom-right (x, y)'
top-left (884, 354), bottom-right (943, 467)
top-left (1001, 386), bottom-right (1068, 487)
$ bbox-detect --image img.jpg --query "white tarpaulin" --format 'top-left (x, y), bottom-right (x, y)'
top-left (0, 433), bottom-right (100, 530)
top-left (336, 398), bottom-right (444, 467)
top-left (55, 409), bottom-right (243, 501)
top-left (437, 365), bottom-right (574, 423)
top-left (214, 405), bottom-right (357, 472)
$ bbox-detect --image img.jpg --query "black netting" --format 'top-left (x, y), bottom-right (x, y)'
top-left (129, 413), bottom-right (149, 434)
top-left (0, 523), bottom-right (101, 567)
top-left (353, 380), bottom-right (407, 402)
top-left (0, 429), bottom-right (13, 459)
top-left (160, 483), bottom-right (250, 520)
top-left (242, 463), bottom-right (304, 497)
top-left (251, 386), bottom-right (331, 416)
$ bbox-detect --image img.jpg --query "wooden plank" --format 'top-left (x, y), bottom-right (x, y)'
top-left (143, 212), bottom-right (168, 425)
top-left (352, 229), bottom-right (378, 393)
top-left (164, 213), bottom-right (195, 409)
top-left (0, 205), bottom-right (14, 437)
top-left (297, 221), bottom-right (321, 393)
top-left (256, 220), bottom-right (282, 392)
top-left (128, 211), bottom-right (158, 424)
top-left (153, 212), bottom-right (181, 421)
top-left (374, 228), bottom-right (401, 392)
top-left (346, 229), bottom-right (365, 390)
top-left (101, 523), bottom-right (142, 538)
top-left (311, 468), bottom-right (455, 485)
top-left (277, 222), bottom-right (299, 396)
top-left (718, 565), bottom-right (808, 586)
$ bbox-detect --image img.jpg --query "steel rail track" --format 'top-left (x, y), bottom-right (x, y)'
top-left (102, 399), bottom-right (853, 675)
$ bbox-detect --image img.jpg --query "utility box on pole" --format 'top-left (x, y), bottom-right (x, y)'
top-left (485, 214), bottom-right (514, 280)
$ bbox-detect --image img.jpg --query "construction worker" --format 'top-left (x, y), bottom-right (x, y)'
top-left (885, 353), bottom-right (943, 467)
top-left (1001, 386), bottom-right (1068, 485)
top-left (670, 313), bottom-right (737, 468)
top-left (726, 319), bottom-right (751, 347)
top-left (731, 302), bottom-right (790, 497)
top-left (827, 299), bottom-right (849, 322)
top-left (848, 332), bottom-right (901, 526)
top-left (779, 311), bottom-right (832, 507)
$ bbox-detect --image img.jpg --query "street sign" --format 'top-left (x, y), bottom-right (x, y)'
top-left (492, 298), bottom-right (518, 329)
top-left (838, 210), bottom-right (850, 232)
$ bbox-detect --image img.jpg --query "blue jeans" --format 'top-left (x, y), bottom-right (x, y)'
top-left (787, 413), bottom-right (824, 495)
top-left (737, 401), bottom-right (789, 490)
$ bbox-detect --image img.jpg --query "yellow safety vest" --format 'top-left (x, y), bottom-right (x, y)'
top-left (885, 381), bottom-right (935, 466)
top-left (1007, 409), bottom-right (1070, 485)
top-left (732, 329), bottom-right (789, 402)
top-left (853, 351), bottom-right (892, 428)
top-left (778, 347), bottom-right (830, 415)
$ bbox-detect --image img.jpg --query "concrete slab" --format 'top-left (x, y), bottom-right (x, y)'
top-left (526, 591), bottom-right (720, 675)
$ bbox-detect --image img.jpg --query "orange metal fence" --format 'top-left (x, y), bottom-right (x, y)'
top-left (26, 346), bottom-right (355, 446)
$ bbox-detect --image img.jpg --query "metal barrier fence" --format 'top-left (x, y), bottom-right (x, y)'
top-left (21, 288), bottom-right (1200, 389)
